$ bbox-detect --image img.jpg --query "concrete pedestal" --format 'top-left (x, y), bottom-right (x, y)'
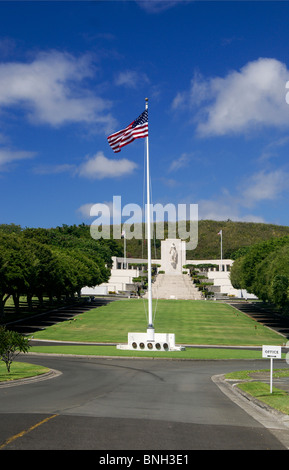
top-left (117, 331), bottom-right (185, 351)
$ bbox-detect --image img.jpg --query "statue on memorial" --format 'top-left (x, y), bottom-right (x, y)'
top-left (169, 242), bottom-right (178, 269)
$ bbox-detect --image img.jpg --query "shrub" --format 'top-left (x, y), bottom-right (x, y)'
top-left (0, 327), bottom-right (30, 373)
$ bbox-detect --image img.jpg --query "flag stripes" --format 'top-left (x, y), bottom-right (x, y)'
top-left (107, 109), bottom-right (148, 153)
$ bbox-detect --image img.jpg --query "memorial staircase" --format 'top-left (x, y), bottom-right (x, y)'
top-left (147, 273), bottom-right (203, 300)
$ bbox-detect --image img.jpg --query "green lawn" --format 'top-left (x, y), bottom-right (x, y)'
top-left (3, 298), bottom-right (289, 421)
top-left (32, 299), bottom-right (286, 346)
top-left (226, 369), bottom-right (289, 415)
top-left (238, 381), bottom-right (289, 414)
top-left (29, 344), bottom-right (269, 359)
top-left (0, 362), bottom-right (49, 382)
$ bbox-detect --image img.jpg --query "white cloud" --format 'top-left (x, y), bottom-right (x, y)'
top-left (33, 164), bottom-right (76, 175)
top-left (135, 0), bottom-right (191, 13)
top-left (258, 136), bottom-right (289, 162)
top-left (0, 50), bottom-right (115, 131)
top-left (240, 169), bottom-right (289, 208)
top-left (115, 70), bottom-right (149, 88)
top-left (0, 148), bottom-right (36, 171)
top-left (77, 203), bottom-right (95, 219)
top-left (197, 168), bottom-right (289, 222)
top-left (77, 151), bottom-right (137, 179)
top-left (33, 151), bottom-right (137, 180)
top-left (77, 199), bottom-right (122, 224)
top-left (198, 196), bottom-right (266, 223)
top-left (160, 177), bottom-right (179, 188)
top-left (173, 58), bottom-right (289, 136)
top-left (168, 152), bottom-right (191, 172)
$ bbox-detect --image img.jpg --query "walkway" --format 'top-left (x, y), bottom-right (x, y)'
top-left (147, 273), bottom-right (203, 300)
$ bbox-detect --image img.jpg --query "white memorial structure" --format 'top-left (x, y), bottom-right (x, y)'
top-left (82, 237), bottom-right (257, 352)
top-left (83, 99), bottom-right (255, 352)
top-left (82, 237), bottom-right (254, 300)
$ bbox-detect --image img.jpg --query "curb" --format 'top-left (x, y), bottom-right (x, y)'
top-left (212, 373), bottom-right (289, 425)
top-left (212, 373), bottom-right (289, 449)
top-left (0, 368), bottom-right (62, 388)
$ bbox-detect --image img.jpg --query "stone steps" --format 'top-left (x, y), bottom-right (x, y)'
top-left (145, 274), bottom-right (203, 300)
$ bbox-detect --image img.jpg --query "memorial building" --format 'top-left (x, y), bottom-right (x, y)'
top-left (82, 238), bottom-right (255, 300)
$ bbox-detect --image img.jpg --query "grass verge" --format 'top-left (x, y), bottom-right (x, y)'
top-left (0, 361), bottom-right (50, 382)
top-left (29, 344), bottom-right (268, 359)
top-left (226, 368), bottom-right (289, 415)
top-left (238, 382), bottom-right (289, 415)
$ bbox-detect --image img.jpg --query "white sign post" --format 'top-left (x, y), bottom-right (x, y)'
top-left (262, 345), bottom-right (282, 393)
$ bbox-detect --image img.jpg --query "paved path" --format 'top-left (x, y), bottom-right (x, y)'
top-left (0, 356), bottom-right (289, 450)
top-left (1, 300), bottom-right (289, 450)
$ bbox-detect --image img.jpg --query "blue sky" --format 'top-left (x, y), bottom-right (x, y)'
top-left (1, 1), bottom-right (289, 229)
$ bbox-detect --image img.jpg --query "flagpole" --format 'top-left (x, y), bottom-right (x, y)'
top-left (145, 97), bottom-right (154, 341)
top-left (124, 232), bottom-right (126, 269)
top-left (220, 230), bottom-right (223, 272)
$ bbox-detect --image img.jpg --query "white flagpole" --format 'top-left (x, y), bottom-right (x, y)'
top-left (145, 98), bottom-right (154, 341)
top-left (124, 234), bottom-right (126, 269)
top-left (122, 230), bottom-right (127, 269)
top-left (220, 230), bottom-right (223, 272)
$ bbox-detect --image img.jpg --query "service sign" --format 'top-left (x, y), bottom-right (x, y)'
top-left (262, 345), bottom-right (282, 359)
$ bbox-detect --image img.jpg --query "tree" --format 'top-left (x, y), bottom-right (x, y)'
top-left (0, 224), bottom-right (117, 317)
top-left (22, 240), bottom-right (59, 308)
top-left (234, 241), bottom-right (289, 309)
top-left (0, 327), bottom-right (30, 373)
top-left (230, 236), bottom-right (289, 295)
top-left (271, 275), bottom-right (289, 308)
top-left (0, 233), bottom-right (30, 317)
top-left (229, 257), bottom-right (246, 290)
top-left (259, 245), bottom-right (289, 308)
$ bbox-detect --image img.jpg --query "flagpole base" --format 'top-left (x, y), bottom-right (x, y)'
top-left (116, 332), bottom-right (185, 352)
top-left (147, 325), bottom-right (155, 342)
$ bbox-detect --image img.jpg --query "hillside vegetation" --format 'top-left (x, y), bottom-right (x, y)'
top-left (2, 220), bottom-right (289, 263)
top-left (117, 220), bottom-right (289, 260)
top-left (230, 235), bottom-right (289, 311)
top-left (2, 220), bottom-right (289, 316)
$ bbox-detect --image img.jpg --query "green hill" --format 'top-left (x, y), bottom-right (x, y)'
top-left (117, 220), bottom-right (289, 260)
top-left (2, 220), bottom-right (289, 262)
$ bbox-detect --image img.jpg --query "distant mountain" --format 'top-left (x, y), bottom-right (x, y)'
top-left (117, 220), bottom-right (289, 261)
top-left (3, 221), bottom-right (289, 262)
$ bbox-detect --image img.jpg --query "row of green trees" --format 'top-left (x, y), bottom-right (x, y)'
top-left (0, 223), bottom-right (122, 318)
top-left (230, 235), bottom-right (289, 310)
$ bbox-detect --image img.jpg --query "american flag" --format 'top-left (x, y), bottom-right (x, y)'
top-left (107, 109), bottom-right (148, 153)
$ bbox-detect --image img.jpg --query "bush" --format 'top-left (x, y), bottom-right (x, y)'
top-left (0, 327), bottom-right (30, 373)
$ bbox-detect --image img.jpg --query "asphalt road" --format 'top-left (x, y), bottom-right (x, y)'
top-left (1, 355), bottom-right (289, 451)
top-left (2, 300), bottom-right (289, 451)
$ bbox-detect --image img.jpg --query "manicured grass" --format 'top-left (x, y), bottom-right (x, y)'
top-left (226, 368), bottom-right (289, 415)
top-left (238, 381), bottom-right (289, 415)
top-left (0, 361), bottom-right (50, 382)
top-left (4, 299), bottom-right (286, 385)
top-left (32, 299), bottom-right (285, 346)
top-left (226, 368), bottom-right (289, 381)
top-left (30, 344), bottom-right (266, 359)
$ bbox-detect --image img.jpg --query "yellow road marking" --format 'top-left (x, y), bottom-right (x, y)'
top-left (0, 414), bottom-right (58, 449)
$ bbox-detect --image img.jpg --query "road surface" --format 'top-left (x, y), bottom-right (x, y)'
top-left (0, 355), bottom-right (289, 450)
